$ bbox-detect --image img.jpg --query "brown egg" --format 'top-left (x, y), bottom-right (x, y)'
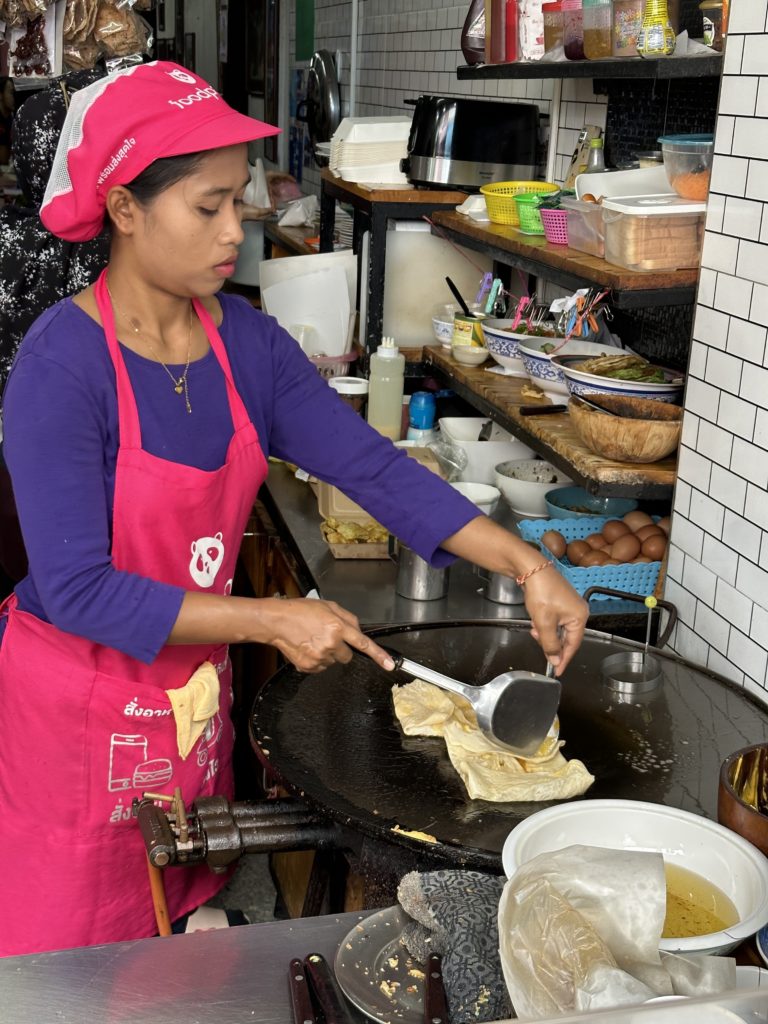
top-left (633, 556), bottom-right (652, 563)
top-left (580, 549), bottom-right (609, 567)
top-left (603, 557), bottom-right (620, 565)
top-left (623, 510), bottom-right (653, 532)
top-left (585, 532), bottom-right (607, 549)
top-left (635, 524), bottom-right (665, 542)
top-left (642, 534), bottom-right (667, 561)
top-left (541, 530), bottom-right (567, 559)
top-left (566, 539), bottom-right (590, 564)
top-left (601, 519), bottom-right (631, 544)
top-left (656, 516), bottom-right (671, 535)
top-left (610, 533), bottom-right (642, 562)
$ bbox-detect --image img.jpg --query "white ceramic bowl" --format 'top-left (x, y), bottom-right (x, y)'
top-left (450, 481), bottom-right (501, 513)
top-left (439, 417), bottom-right (535, 485)
top-left (502, 799), bottom-right (768, 956)
top-left (451, 344), bottom-right (489, 367)
top-left (553, 353), bottom-right (685, 404)
top-left (494, 458), bottom-right (572, 517)
top-left (481, 319), bottom-right (527, 374)
top-left (518, 338), bottom-right (617, 400)
top-left (432, 315), bottom-right (454, 347)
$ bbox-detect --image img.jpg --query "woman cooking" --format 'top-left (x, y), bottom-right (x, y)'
top-left (0, 62), bottom-right (588, 957)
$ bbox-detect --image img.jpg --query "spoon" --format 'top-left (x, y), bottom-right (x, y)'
top-left (387, 650), bottom-right (561, 757)
top-left (445, 276), bottom-right (471, 316)
top-left (642, 594), bottom-right (657, 678)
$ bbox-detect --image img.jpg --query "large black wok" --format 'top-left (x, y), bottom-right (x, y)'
top-left (250, 621), bottom-right (768, 873)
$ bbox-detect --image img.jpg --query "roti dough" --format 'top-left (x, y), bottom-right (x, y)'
top-left (392, 679), bottom-right (594, 802)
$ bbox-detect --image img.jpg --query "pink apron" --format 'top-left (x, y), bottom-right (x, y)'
top-left (0, 270), bottom-right (268, 955)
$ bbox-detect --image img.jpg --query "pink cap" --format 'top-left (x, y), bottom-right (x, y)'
top-left (41, 61), bottom-right (281, 242)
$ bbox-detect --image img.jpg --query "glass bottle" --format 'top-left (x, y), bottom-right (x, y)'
top-left (584, 137), bottom-right (606, 172)
top-left (543, 1), bottom-right (564, 51)
top-left (612, 0), bottom-right (644, 56)
top-left (636, 0), bottom-right (676, 56)
top-left (461, 0), bottom-right (487, 64)
top-left (563, 0), bottom-right (585, 59)
top-left (583, 0), bottom-right (613, 58)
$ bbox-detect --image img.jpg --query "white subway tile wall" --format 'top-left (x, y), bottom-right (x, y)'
top-left (666, 0), bottom-right (768, 693)
top-left (287, 0), bottom-right (607, 194)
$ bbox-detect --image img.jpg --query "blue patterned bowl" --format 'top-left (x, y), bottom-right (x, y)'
top-left (518, 338), bottom-right (614, 399)
top-left (481, 320), bottom-right (525, 372)
top-left (553, 353), bottom-right (685, 403)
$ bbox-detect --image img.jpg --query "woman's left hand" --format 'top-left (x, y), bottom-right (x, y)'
top-left (520, 566), bottom-right (588, 674)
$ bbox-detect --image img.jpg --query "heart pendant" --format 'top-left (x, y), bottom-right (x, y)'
top-left (175, 384), bottom-right (183, 394)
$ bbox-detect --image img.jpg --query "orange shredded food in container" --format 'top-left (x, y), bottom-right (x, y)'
top-left (671, 169), bottom-right (711, 201)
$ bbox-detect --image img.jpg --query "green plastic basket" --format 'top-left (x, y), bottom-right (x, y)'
top-left (515, 193), bottom-right (546, 235)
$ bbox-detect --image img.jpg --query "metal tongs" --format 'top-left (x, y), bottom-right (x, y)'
top-left (387, 650), bottom-right (561, 757)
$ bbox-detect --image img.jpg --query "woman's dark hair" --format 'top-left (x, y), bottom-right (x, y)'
top-left (124, 151), bottom-right (206, 206)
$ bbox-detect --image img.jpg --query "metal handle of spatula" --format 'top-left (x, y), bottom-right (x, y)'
top-left (388, 651), bottom-right (561, 758)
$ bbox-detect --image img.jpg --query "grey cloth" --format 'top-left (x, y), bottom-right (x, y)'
top-left (397, 869), bottom-right (514, 1023)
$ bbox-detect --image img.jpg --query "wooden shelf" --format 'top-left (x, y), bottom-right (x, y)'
top-left (430, 211), bottom-right (699, 309)
top-left (457, 53), bottom-right (723, 81)
top-left (424, 347), bottom-right (676, 499)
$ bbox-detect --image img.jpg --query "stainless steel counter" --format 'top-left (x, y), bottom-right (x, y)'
top-left (1, 912), bottom-right (368, 1024)
top-left (261, 463), bottom-right (645, 631)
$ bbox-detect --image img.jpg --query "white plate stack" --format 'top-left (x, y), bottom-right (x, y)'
top-left (329, 116), bottom-right (413, 185)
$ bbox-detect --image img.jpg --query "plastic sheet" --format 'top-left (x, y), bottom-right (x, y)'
top-left (498, 845), bottom-right (736, 1020)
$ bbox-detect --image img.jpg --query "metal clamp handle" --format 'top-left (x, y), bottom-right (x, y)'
top-left (583, 586), bottom-right (678, 649)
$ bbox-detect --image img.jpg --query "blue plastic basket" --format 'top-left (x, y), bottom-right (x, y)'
top-left (518, 516), bottom-right (662, 599)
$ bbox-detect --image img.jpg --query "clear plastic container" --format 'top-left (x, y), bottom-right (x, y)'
top-left (561, 196), bottom-right (605, 256)
top-left (699, 0), bottom-right (724, 50)
top-left (601, 194), bottom-right (706, 272)
top-left (583, 0), bottom-right (612, 58)
top-left (612, 0), bottom-right (644, 55)
top-left (658, 133), bottom-right (714, 201)
top-left (542, 1), bottom-right (564, 50)
top-left (562, 0), bottom-right (585, 59)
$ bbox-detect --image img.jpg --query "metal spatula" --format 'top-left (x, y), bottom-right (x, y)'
top-left (388, 652), bottom-right (561, 757)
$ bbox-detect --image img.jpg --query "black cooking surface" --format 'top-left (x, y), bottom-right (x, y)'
top-left (250, 622), bottom-right (768, 871)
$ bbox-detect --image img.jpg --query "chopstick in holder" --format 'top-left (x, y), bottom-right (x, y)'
top-left (303, 953), bottom-right (358, 1024)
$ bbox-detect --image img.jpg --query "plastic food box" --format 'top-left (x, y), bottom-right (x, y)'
top-left (560, 197), bottom-right (605, 257)
top-left (601, 193), bottom-right (706, 272)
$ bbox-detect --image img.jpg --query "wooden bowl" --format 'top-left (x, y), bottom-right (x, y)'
top-left (719, 744), bottom-right (768, 858)
top-left (569, 394), bottom-right (682, 463)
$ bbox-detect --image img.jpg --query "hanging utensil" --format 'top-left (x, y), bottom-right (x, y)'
top-left (445, 276), bottom-right (471, 316)
top-left (385, 650), bottom-right (561, 757)
top-left (642, 595), bottom-right (657, 677)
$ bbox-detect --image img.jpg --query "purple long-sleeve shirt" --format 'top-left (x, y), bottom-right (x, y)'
top-left (2, 293), bottom-right (480, 663)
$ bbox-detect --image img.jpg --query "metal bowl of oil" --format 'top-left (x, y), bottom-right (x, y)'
top-left (719, 743), bottom-right (768, 859)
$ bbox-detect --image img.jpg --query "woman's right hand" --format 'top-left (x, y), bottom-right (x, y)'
top-left (263, 597), bottom-right (396, 674)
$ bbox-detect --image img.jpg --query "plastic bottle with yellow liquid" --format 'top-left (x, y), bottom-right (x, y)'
top-left (636, 0), bottom-right (676, 55)
top-left (366, 337), bottom-right (405, 442)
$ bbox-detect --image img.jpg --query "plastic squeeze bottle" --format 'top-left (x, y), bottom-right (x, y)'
top-left (366, 337), bottom-right (406, 441)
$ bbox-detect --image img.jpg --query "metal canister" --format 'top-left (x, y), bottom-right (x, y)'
top-left (452, 313), bottom-right (487, 347)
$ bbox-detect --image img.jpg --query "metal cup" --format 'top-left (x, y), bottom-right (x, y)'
top-left (390, 538), bottom-right (449, 601)
top-left (484, 571), bottom-right (524, 605)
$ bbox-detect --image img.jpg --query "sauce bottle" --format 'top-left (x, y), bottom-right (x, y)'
top-left (637, 0), bottom-right (676, 56)
top-left (367, 337), bottom-right (406, 442)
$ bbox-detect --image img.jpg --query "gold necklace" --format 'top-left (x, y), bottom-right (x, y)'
top-left (107, 284), bottom-right (193, 414)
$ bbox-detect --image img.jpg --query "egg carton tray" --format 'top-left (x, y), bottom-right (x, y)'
top-left (518, 516), bottom-right (661, 599)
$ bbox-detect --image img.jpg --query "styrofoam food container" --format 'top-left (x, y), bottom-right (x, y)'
top-left (518, 338), bottom-right (614, 400)
top-left (494, 458), bottom-right (572, 516)
top-left (502, 798), bottom-right (768, 956)
top-left (575, 164), bottom-right (669, 200)
top-left (451, 481), bottom-right (500, 513)
top-left (439, 417), bottom-right (534, 485)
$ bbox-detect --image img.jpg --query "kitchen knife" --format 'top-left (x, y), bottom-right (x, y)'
top-left (289, 959), bottom-right (317, 1024)
top-left (424, 954), bottom-right (450, 1024)
top-left (519, 404), bottom-right (567, 415)
top-left (303, 953), bottom-right (357, 1024)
